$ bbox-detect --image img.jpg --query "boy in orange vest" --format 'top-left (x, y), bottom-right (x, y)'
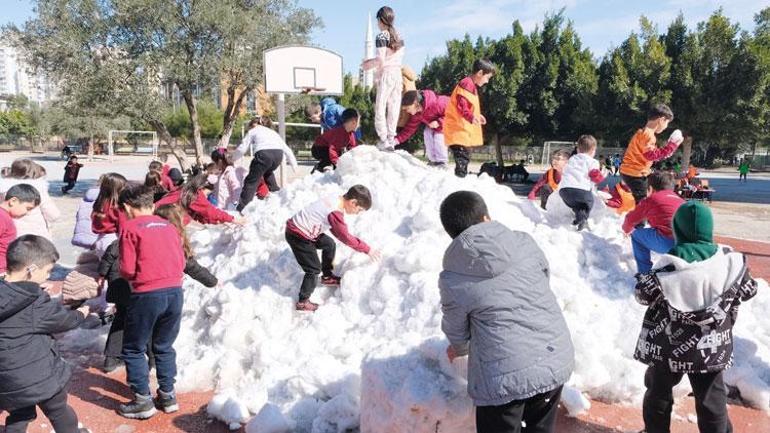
top-left (443, 59), bottom-right (495, 177)
top-left (620, 104), bottom-right (683, 204)
top-left (528, 150), bottom-right (570, 209)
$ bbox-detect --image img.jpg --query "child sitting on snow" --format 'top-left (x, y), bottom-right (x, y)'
top-left (438, 190), bottom-right (574, 433)
top-left (622, 171), bottom-right (684, 274)
top-left (285, 185), bottom-right (380, 312)
top-left (633, 201), bottom-right (757, 433)
top-left (558, 135), bottom-right (605, 231)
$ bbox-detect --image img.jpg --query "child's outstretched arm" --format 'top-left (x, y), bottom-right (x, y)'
top-left (33, 296), bottom-right (88, 335)
top-left (738, 267), bottom-right (758, 302)
top-left (327, 212), bottom-right (370, 254)
top-left (643, 130), bottom-right (683, 162)
top-left (184, 256), bottom-right (218, 288)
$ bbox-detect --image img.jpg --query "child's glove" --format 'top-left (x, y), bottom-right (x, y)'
top-left (667, 129), bottom-right (684, 146)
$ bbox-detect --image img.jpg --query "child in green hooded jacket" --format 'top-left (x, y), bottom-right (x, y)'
top-left (633, 201), bottom-right (757, 433)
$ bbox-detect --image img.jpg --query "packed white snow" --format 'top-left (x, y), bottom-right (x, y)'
top-left (88, 146), bottom-right (767, 432)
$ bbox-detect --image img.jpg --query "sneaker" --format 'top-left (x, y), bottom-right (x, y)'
top-left (118, 393), bottom-right (157, 419)
top-left (154, 389), bottom-right (179, 414)
top-left (102, 357), bottom-right (124, 373)
top-left (577, 221), bottom-right (589, 231)
top-left (321, 275), bottom-right (341, 286)
top-left (377, 141), bottom-right (395, 152)
top-left (295, 300), bottom-right (319, 312)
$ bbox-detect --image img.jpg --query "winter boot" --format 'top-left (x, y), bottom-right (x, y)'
top-left (118, 393), bottom-right (157, 419)
top-left (154, 389), bottom-right (179, 413)
top-left (321, 275), bottom-right (341, 286)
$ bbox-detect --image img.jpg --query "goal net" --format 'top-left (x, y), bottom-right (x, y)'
top-left (108, 130), bottom-right (159, 161)
top-left (542, 141), bottom-right (576, 167)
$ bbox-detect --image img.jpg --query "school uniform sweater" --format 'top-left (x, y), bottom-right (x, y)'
top-left (622, 190), bottom-right (685, 237)
top-left (91, 202), bottom-right (125, 234)
top-left (155, 187), bottom-right (234, 225)
top-left (286, 195), bottom-right (370, 253)
top-left (0, 208), bottom-right (15, 274)
top-left (119, 215), bottom-right (185, 293)
top-left (313, 127), bottom-right (357, 165)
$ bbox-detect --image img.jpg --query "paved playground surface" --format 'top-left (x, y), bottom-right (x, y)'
top-left (1, 151), bottom-right (768, 432)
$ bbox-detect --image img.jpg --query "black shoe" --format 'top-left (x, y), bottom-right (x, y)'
top-left (154, 389), bottom-right (179, 413)
top-left (577, 221), bottom-right (589, 231)
top-left (118, 393), bottom-right (157, 419)
top-left (103, 357), bottom-right (124, 373)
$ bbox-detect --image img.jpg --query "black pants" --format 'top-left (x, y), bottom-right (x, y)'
top-left (123, 288), bottom-right (183, 396)
top-left (739, 173), bottom-right (747, 181)
top-left (621, 173), bottom-right (649, 204)
top-left (643, 366), bottom-right (732, 433)
top-left (285, 230), bottom-right (335, 301)
top-left (103, 279), bottom-right (155, 365)
top-left (476, 386), bottom-right (563, 433)
top-left (538, 185), bottom-right (553, 210)
top-left (311, 146), bottom-right (334, 172)
top-left (62, 178), bottom-right (76, 193)
top-left (449, 145), bottom-right (470, 178)
top-left (4, 386), bottom-right (79, 433)
top-left (559, 187), bottom-right (594, 225)
top-left (237, 149), bottom-right (284, 211)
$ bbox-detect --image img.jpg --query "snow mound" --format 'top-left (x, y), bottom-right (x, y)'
top-left (171, 146), bottom-right (770, 431)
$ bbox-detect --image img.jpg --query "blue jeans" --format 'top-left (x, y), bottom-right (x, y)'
top-left (632, 228), bottom-right (676, 274)
top-left (122, 287), bottom-right (183, 396)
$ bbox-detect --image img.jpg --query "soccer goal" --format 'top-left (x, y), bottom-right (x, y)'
top-left (542, 141), bottom-right (576, 167)
top-left (107, 130), bottom-right (159, 161)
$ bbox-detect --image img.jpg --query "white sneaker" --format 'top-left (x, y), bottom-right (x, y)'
top-left (377, 141), bottom-right (395, 152)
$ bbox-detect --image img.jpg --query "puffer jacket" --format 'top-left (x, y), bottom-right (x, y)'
top-left (634, 246), bottom-right (757, 373)
top-left (320, 97), bottom-right (346, 131)
top-left (0, 280), bottom-right (85, 411)
top-left (0, 177), bottom-right (61, 241)
top-left (71, 187), bottom-right (100, 249)
top-left (438, 221), bottom-right (574, 406)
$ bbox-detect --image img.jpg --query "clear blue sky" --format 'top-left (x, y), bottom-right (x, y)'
top-left (5, 0), bottom-right (770, 74)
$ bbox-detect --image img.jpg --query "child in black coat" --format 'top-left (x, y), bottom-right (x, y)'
top-left (62, 155), bottom-right (83, 194)
top-left (0, 235), bottom-right (91, 433)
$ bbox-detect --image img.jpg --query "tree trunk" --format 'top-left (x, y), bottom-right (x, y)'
top-left (88, 133), bottom-right (95, 162)
top-left (681, 136), bottom-right (692, 173)
top-left (219, 86), bottom-right (250, 148)
top-left (181, 89), bottom-right (204, 167)
top-left (147, 118), bottom-right (190, 172)
top-left (493, 133), bottom-right (504, 168)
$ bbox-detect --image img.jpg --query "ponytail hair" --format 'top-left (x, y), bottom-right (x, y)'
top-left (376, 6), bottom-right (404, 50)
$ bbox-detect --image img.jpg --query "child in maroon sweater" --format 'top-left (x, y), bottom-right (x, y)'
top-left (622, 171), bottom-right (685, 274)
top-left (155, 174), bottom-right (245, 226)
top-left (61, 155), bottom-right (83, 194)
top-left (311, 109), bottom-right (359, 172)
top-left (285, 185), bottom-right (380, 312)
top-left (0, 184), bottom-right (40, 275)
top-left (117, 185), bottom-right (186, 420)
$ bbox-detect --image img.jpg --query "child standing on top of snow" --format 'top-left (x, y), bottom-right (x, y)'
top-left (394, 89), bottom-right (450, 166)
top-left (528, 149), bottom-right (570, 209)
top-left (438, 191), bottom-right (574, 433)
top-left (633, 201), bottom-right (757, 433)
top-left (622, 171), bottom-right (684, 274)
top-left (443, 59), bottom-right (496, 177)
top-left (285, 185), bottom-right (381, 312)
top-left (361, 6), bottom-right (405, 151)
top-left (620, 104), bottom-right (683, 204)
top-left (558, 135), bottom-right (605, 231)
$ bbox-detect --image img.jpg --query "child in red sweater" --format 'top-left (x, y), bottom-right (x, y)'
top-left (61, 155), bottom-right (83, 194)
top-left (91, 173), bottom-right (128, 256)
top-left (286, 185), bottom-right (380, 312)
top-left (0, 184), bottom-right (41, 275)
top-left (117, 185), bottom-right (186, 420)
top-left (155, 174), bottom-right (245, 226)
top-left (622, 171), bottom-right (685, 274)
top-left (312, 109), bottom-right (359, 172)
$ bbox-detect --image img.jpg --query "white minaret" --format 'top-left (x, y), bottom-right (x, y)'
top-left (363, 12), bottom-right (374, 89)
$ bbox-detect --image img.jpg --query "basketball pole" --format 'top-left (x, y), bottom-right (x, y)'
top-left (277, 93), bottom-right (286, 188)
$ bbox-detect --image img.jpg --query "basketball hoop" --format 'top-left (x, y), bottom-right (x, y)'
top-left (299, 86), bottom-right (328, 95)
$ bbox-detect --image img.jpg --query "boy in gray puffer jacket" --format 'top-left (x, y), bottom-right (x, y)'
top-left (438, 191), bottom-right (574, 433)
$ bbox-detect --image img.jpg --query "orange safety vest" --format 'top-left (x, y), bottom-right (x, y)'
top-left (546, 168), bottom-right (559, 191)
top-left (620, 128), bottom-right (656, 177)
top-left (443, 83), bottom-right (483, 147)
top-left (614, 184), bottom-right (636, 214)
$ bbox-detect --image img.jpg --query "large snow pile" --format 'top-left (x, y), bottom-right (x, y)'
top-left (169, 146), bottom-right (769, 432)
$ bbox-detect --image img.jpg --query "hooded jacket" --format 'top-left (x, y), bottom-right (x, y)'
top-left (633, 247), bottom-right (757, 373)
top-left (71, 187), bottom-right (100, 249)
top-left (319, 97), bottom-right (346, 131)
top-left (438, 221), bottom-right (574, 406)
top-left (0, 280), bottom-right (85, 410)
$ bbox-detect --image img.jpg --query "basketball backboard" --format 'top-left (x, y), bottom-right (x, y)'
top-left (264, 45), bottom-right (343, 95)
